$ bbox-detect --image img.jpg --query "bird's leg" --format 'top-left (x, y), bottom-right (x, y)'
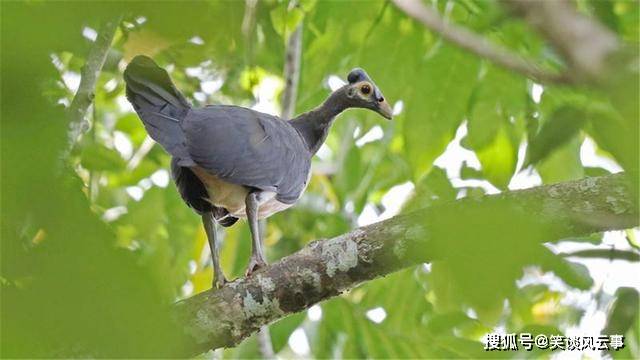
top-left (202, 212), bottom-right (227, 289)
top-left (245, 191), bottom-right (267, 276)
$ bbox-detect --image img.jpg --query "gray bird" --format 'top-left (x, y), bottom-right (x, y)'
top-left (123, 55), bottom-right (392, 288)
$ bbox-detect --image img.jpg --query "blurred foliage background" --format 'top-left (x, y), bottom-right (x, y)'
top-left (1, 0), bottom-right (638, 358)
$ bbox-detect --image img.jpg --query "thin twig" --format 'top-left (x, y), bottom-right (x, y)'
top-left (242, 0), bottom-right (258, 67)
top-left (126, 136), bottom-right (155, 171)
top-left (65, 17), bottom-right (121, 156)
top-left (504, 0), bottom-right (619, 84)
top-left (241, 0), bottom-right (258, 37)
top-left (88, 103), bottom-right (100, 202)
top-left (391, 0), bottom-right (568, 84)
top-left (281, 23), bottom-right (303, 120)
top-left (560, 248), bottom-right (640, 262)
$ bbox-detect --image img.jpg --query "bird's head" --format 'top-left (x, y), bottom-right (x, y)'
top-left (343, 68), bottom-right (393, 120)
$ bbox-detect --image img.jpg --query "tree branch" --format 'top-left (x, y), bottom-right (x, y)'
top-left (560, 248), bottom-right (640, 262)
top-left (504, 0), bottom-right (620, 84)
top-left (391, 0), bottom-right (568, 84)
top-left (281, 23), bottom-right (303, 120)
top-left (173, 174), bottom-right (637, 356)
top-left (65, 17), bottom-right (120, 155)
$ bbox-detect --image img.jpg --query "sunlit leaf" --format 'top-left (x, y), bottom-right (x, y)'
top-left (403, 45), bottom-right (480, 179)
top-left (475, 124), bottom-right (518, 189)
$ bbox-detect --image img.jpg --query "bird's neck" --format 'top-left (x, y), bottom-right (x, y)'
top-left (290, 87), bottom-right (348, 154)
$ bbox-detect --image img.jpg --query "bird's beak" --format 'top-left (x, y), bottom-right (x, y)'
top-left (377, 99), bottom-right (393, 120)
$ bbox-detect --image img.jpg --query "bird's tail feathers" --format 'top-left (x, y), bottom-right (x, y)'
top-left (124, 55), bottom-right (193, 165)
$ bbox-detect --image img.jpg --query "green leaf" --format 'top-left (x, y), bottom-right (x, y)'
top-left (460, 162), bottom-right (483, 180)
top-left (429, 261), bottom-right (464, 314)
top-left (270, 312), bottom-right (305, 353)
top-left (107, 159), bottom-right (158, 187)
top-left (333, 141), bottom-right (363, 209)
top-left (603, 287), bottom-right (639, 336)
top-left (270, 4), bottom-right (304, 38)
top-left (310, 269), bottom-right (433, 358)
top-left (80, 142), bottom-right (127, 171)
top-left (475, 123), bottom-right (518, 189)
top-left (540, 249), bottom-right (593, 290)
top-left (403, 45), bottom-right (480, 179)
top-left (467, 65), bottom-right (526, 150)
top-left (115, 113), bottom-right (148, 146)
top-left (432, 335), bottom-right (502, 359)
top-left (584, 166), bottom-right (612, 177)
top-left (536, 135), bottom-right (584, 183)
top-left (465, 65), bottom-right (526, 189)
top-left (589, 0), bottom-right (619, 33)
top-left (299, 0), bottom-right (318, 12)
top-left (404, 166), bottom-right (456, 211)
top-left (223, 333), bottom-right (261, 359)
top-left (526, 106), bottom-right (587, 167)
top-left (117, 187), bottom-right (166, 239)
top-left (586, 93), bottom-right (638, 176)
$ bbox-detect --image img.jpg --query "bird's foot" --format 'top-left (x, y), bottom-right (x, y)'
top-left (245, 256), bottom-right (267, 277)
top-left (212, 273), bottom-right (228, 290)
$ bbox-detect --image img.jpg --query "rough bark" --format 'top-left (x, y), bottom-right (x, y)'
top-left (173, 174), bottom-right (638, 356)
top-left (65, 18), bottom-right (120, 155)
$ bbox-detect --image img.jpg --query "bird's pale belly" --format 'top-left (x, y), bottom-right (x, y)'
top-left (191, 167), bottom-right (293, 219)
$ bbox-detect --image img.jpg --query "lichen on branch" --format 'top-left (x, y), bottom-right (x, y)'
top-left (173, 174), bottom-right (637, 356)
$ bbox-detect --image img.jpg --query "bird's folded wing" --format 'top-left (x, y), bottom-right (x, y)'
top-left (182, 106), bottom-right (310, 204)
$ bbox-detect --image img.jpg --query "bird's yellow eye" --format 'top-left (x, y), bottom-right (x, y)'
top-left (361, 84), bottom-right (371, 95)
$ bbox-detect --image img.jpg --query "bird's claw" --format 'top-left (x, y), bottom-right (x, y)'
top-left (245, 256), bottom-right (267, 277)
top-left (213, 274), bottom-right (228, 290)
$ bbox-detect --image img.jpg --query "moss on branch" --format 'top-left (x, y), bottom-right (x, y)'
top-left (173, 174), bottom-right (638, 356)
